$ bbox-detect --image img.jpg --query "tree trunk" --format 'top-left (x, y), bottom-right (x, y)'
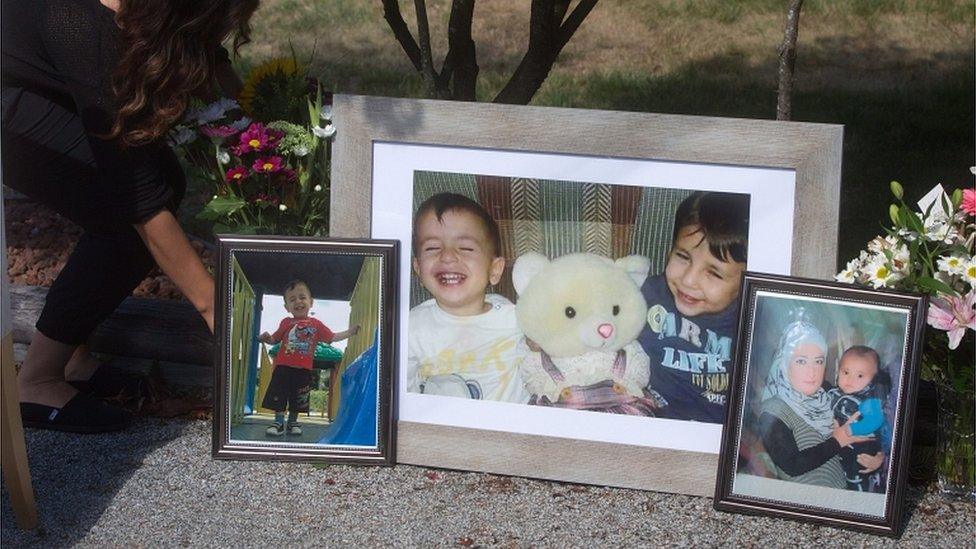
top-left (776, 0), bottom-right (804, 121)
top-left (446, 0), bottom-right (478, 100)
top-left (382, 0), bottom-right (598, 105)
top-left (493, 0), bottom-right (598, 105)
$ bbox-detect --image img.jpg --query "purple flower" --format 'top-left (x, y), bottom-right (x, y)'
top-left (236, 123), bottom-right (276, 154)
top-left (225, 166), bottom-right (248, 183)
top-left (252, 156), bottom-right (284, 174)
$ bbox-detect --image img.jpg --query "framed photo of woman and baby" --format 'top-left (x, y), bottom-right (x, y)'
top-left (331, 94), bottom-right (844, 495)
top-left (714, 273), bottom-right (926, 536)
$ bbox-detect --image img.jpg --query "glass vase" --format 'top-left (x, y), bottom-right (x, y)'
top-left (935, 382), bottom-right (976, 498)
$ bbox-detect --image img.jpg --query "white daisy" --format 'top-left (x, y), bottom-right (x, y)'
top-left (313, 123), bottom-right (336, 139)
top-left (965, 258), bottom-right (976, 286)
top-left (835, 258), bottom-right (861, 283)
top-left (937, 255), bottom-right (967, 276)
top-left (864, 257), bottom-right (900, 289)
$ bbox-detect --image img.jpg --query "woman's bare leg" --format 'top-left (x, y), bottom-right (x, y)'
top-left (17, 331), bottom-right (78, 408)
top-left (64, 344), bottom-right (102, 381)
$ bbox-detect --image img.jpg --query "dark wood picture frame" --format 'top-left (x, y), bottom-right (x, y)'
top-left (212, 235), bottom-right (399, 465)
top-left (714, 272), bottom-right (928, 536)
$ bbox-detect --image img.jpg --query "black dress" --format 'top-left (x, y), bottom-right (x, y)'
top-left (1, 0), bottom-right (194, 344)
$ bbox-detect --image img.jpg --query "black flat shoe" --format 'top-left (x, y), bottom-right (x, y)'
top-left (68, 363), bottom-right (146, 399)
top-left (20, 393), bottom-right (133, 433)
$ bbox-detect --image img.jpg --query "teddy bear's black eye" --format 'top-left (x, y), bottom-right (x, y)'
top-left (612, 305), bottom-right (620, 316)
top-left (565, 306), bottom-right (576, 319)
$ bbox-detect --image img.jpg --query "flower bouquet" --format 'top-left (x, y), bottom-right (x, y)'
top-left (836, 176), bottom-right (975, 496)
top-left (169, 58), bottom-right (334, 236)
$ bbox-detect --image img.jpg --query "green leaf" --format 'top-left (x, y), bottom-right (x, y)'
top-left (916, 275), bottom-right (959, 297)
top-left (197, 195), bottom-right (246, 220)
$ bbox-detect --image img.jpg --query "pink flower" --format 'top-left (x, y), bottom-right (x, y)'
top-left (225, 166), bottom-right (248, 183)
top-left (250, 193), bottom-right (279, 205)
top-left (927, 291), bottom-right (976, 349)
top-left (201, 124), bottom-right (241, 139)
top-left (962, 188), bottom-right (976, 217)
top-left (235, 123), bottom-right (276, 154)
top-left (252, 156), bottom-right (284, 174)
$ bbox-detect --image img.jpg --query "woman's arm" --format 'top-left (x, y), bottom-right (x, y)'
top-left (133, 209), bottom-right (214, 332)
top-left (760, 412), bottom-right (842, 477)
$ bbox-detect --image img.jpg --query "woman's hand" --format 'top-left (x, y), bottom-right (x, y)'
top-left (831, 419), bottom-right (874, 448)
top-left (857, 451), bottom-right (885, 473)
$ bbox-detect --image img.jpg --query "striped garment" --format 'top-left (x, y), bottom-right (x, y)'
top-left (529, 380), bottom-right (659, 416)
top-left (762, 396), bottom-right (846, 489)
top-left (409, 171), bottom-right (692, 308)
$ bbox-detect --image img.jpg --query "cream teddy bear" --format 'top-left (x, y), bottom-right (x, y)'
top-left (513, 252), bottom-right (655, 414)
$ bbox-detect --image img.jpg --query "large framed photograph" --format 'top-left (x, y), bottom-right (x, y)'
top-left (213, 236), bottom-right (399, 464)
top-left (331, 94), bottom-right (842, 494)
top-left (714, 272), bottom-right (927, 536)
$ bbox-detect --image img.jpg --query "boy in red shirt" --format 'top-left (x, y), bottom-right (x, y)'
top-left (258, 280), bottom-right (359, 436)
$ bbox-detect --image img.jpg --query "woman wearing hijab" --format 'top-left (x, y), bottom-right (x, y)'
top-left (758, 315), bottom-right (884, 488)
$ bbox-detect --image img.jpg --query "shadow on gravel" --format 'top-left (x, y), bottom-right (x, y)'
top-left (1, 419), bottom-right (189, 547)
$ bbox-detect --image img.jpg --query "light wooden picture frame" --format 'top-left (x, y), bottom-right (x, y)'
top-left (330, 94), bottom-right (842, 495)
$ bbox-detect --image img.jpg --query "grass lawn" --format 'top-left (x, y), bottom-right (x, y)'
top-left (240, 0), bottom-right (974, 268)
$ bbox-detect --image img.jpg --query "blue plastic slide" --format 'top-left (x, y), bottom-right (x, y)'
top-left (318, 340), bottom-right (378, 446)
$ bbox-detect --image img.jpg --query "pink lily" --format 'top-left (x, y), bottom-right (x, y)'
top-left (927, 290), bottom-right (976, 349)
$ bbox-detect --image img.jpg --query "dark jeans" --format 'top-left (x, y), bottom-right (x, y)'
top-left (1, 87), bottom-right (184, 345)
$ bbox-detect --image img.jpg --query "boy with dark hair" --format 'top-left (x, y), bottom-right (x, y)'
top-left (637, 191), bottom-right (750, 422)
top-left (408, 192), bottom-right (529, 403)
top-left (259, 280), bottom-right (359, 436)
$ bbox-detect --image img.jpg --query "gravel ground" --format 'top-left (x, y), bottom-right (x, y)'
top-left (2, 419), bottom-right (973, 547)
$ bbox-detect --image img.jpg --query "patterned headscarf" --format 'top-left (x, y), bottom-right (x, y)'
top-left (761, 312), bottom-right (833, 437)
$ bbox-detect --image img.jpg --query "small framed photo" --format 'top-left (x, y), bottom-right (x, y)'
top-left (212, 236), bottom-right (399, 465)
top-left (714, 272), bottom-right (928, 536)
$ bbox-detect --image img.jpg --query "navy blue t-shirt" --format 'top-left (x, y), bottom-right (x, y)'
top-left (637, 274), bottom-right (739, 423)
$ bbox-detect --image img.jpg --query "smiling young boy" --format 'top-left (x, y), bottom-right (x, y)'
top-left (258, 280), bottom-right (359, 436)
top-left (407, 192), bottom-right (529, 403)
top-left (637, 191), bottom-right (749, 423)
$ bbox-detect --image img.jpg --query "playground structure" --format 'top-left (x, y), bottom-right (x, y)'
top-left (226, 253), bottom-right (382, 446)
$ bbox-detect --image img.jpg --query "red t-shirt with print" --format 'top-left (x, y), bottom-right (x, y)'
top-left (271, 317), bottom-right (335, 370)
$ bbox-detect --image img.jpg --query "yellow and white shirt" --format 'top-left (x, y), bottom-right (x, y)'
top-left (407, 294), bottom-right (530, 404)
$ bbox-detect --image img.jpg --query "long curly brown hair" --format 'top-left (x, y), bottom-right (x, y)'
top-left (108, 0), bottom-right (260, 147)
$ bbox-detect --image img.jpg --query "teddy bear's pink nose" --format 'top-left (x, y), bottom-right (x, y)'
top-left (598, 323), bottom-right (614, 339)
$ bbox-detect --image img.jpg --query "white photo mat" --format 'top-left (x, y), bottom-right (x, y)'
top-left (330, 94), bottom-right (843, 495)
top-left (373, 143), bottom-right (795, 454)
